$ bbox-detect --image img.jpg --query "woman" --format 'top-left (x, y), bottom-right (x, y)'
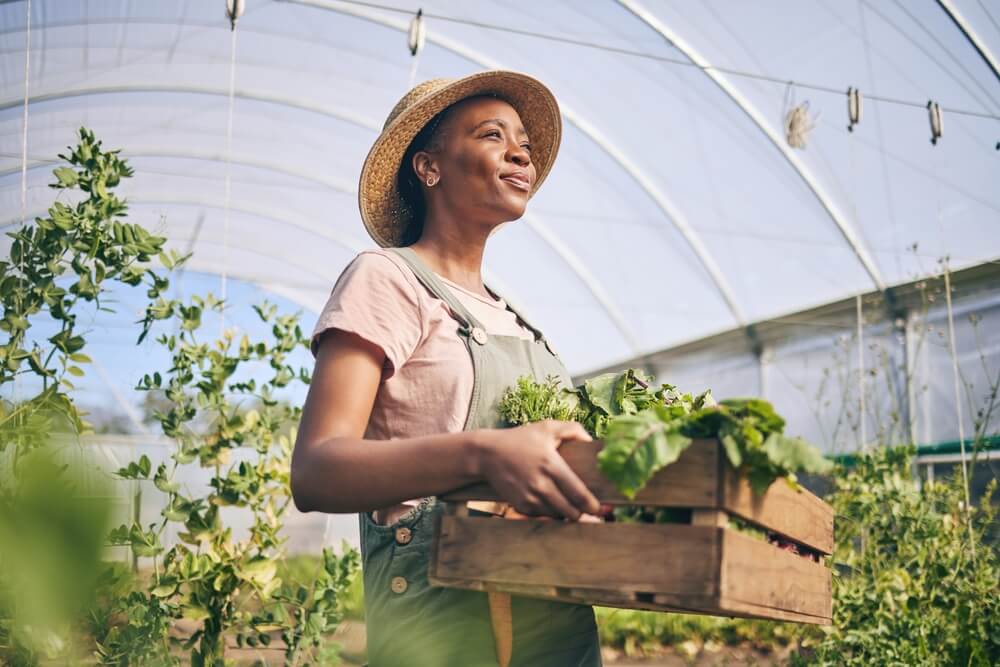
top-left (291, 71), bottom-right (604, 667)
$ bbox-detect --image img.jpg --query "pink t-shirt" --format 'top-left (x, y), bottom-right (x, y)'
top-left (310, 249), bottom-right (534, 524)
top-left (312, 250), bottom-right (533, 440)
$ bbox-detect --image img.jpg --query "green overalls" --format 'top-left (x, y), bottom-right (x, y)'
top-left (358, 246), bottom-right (603, 667)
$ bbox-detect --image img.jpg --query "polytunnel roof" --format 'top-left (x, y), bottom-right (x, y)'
top-left (2, 0), bottom-right (999, 375)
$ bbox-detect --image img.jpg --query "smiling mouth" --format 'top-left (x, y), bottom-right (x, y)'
top-left (500, 175), bottom-right (530, 192)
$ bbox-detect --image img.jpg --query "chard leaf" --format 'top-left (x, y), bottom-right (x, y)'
top-left (721, 432), bottom-right (742, 468)
top-left (582, 372), bottom-right (620, 415)
top-left (596, 410), bottom-right (693, 500)
top-left (611, 371), bottom-right (630, 414)
top-left (762, 432), bottom-right (833, 476)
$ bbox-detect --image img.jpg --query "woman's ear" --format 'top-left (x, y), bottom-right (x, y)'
top-left (412, 150), bottom-right (440, 187)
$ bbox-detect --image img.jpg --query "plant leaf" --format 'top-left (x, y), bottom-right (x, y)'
top-left (596, 410), bottom-right (692, 500)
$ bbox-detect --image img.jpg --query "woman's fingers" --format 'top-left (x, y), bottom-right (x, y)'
top-left (542, 484), bottom-right (582, 521)
top-left (547, 443), bottom-right (602, 516)
top-left (546, 419), bottom-right (592, 444)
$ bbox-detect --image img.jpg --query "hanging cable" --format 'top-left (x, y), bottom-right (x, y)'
top-left (307, 0), bottom-right (1000, 122)
top-left (221, 2), bottom-right (240, 335)
top-left (847, 87), bottom-right (863, 131)
top-left (14, 0), bottom-right (32, 410)
top-left (857, 0), bottom-right (904, 280)
top-left (19, 0), bottom-right (31, 229)
top-left (928, 101), bottom-right (944, 144)
top-left (407, 8), bottom-right (425, 89)
top-left (943, 262), bottom-right (976, 557)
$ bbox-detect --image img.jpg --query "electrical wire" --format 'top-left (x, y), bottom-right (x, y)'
top-left (318, 0), bottom-right (1000, 121)
top-left (882, 0), bottom-right (1000, 113)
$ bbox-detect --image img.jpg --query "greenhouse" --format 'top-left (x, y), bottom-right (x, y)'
top-left (1, 1), bottom-right (998, 665)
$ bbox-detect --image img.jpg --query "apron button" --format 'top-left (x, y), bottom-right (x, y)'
top-left (394, 526), bottom-right (412, 545)
top-left (390, 576), bottom-right (408, 594)
top-left (470, 326), bottom-right (488, 345)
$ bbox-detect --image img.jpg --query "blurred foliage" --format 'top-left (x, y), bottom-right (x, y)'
top-left (797, 445), bottom-right (1000, 666)
top-left (0, 128), bottom-right (181, 664)
top-left (277, 555), bottom-right (365, 622)
top-left (96, 294), bottom-right (358, 666)
top-left (595, 606), bottom-right (801, 658)
top-left (0, 445), bottom-right (113, 665)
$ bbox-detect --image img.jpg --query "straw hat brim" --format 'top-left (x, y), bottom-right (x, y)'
top-left (358, 70), bottom-right (562, 248)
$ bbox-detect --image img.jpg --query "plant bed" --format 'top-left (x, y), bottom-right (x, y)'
top-left (429, 438), bottom-right (832, 625)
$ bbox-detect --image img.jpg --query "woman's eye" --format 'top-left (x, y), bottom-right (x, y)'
top-left (484, 130), bottom-right (501, 138)
top-left (522, 143), bottom-right (532, 153)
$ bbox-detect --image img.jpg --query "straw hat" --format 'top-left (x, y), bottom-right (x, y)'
top-left (358, 70), bottom-right (562, 248)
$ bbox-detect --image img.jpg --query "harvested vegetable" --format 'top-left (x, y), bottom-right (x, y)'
top-left (498, 370), bottom-right (833, 501)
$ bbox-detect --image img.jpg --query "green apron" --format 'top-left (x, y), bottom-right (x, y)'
top-left (358, 246), bottom-right (602, 667)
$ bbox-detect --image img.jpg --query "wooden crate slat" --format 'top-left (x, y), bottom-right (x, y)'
top-left (720, 530), bottom-right (832, 621)
top-left (430, 436), bottom-right (834, 624)
top-left (720, 467), bottom-right (835, 554)
top-left (714, 598), bottom-right (832, 625)
top-left (431, 518), bottom-right (720, 596)
top-left (440, 439), bottom-right (719, 507)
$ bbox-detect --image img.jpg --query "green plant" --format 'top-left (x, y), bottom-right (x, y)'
top-left (0, 446), bottom-right (114, 666)
top-left (594, 606), bottom-right (800, 658)
top-left (799, 445), bottom-right (1000, 666)
top-left (0, 128), bottom-right (181, 665)
top-left (99, 296), bottom-right (359, 666)
top-left (498, 370), bottom-right (832, 500)
top-left (0, 127), bottom-right (181, 454)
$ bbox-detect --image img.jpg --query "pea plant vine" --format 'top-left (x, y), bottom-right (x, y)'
top-left (0, 128), bottom-right (359, 666)
top-left (0, 127), bottom-right (179, 457)
top-left (100, 295), bottom-right (358, 667)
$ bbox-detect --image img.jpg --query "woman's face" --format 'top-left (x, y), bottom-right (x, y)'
top-left (415, 96), bottom-right (536, 226)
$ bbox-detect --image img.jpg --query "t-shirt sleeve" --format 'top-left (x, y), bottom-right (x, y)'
top-left (310, 252), bottom-right (424, 381)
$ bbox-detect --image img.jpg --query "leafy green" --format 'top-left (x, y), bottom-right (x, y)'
top-left (497, 375), bottom-right (579, 426)
top-left (596, 408), bottom-right (692, 500)
top-left (800, 446), bottom-right (1000, 666)
top-left (498, 370), bottom-right (832, 501)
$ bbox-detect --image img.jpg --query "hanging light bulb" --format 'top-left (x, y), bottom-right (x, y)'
top-left (847, 87), bottom-right (862, 132)
top-left (927, 101), bottom-right (943, 145)
top-left (408, 9), bottom-right (426, 56)
top-left (226, 0), bottom-right (245, 32)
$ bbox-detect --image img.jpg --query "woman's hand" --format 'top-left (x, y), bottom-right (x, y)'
top-left (474, 420), bottom-right (602, 521)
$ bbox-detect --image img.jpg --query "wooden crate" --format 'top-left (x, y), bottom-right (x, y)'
top-left (428, 438), bottom-right (833, 625)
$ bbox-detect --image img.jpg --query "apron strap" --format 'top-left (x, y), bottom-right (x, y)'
top-left (388, 247), bottom-right (486, 335)
top-left (486, 286), bottom-right (563, 359)
top-left (390, 247), bottom-right (562, 359)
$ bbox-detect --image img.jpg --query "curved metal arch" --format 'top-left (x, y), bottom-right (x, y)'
top-left (618, 0), bottom-right (886, 292)
top-left (0, 84), bottom-right (380, 131)
top-left (167, 238), bottom-right (343, 314)
top-left (935, 0), bottom-right (1000, 84)
top-left (0, 148), bottom-right (357, 193)
top-left (1, 195), bottom-right (371, 254)
top-left (2, 195), bottom-right (539, 317)
top-left (286, 0), bottom-right (744, 331)
top-left (0, 136), bottom-right (642, 353)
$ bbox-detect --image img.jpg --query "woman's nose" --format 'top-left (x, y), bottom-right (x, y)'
top-left (506, 141), bottom-right (530, 166)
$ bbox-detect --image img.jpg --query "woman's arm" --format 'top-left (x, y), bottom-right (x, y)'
top-left (290, 329), bottom-right (601, 520)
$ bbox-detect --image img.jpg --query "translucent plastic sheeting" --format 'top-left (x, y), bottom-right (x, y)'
top-left (2, 0), bottom-right (999, 377)
top-left (646, 286), bottom-right (1000, 456)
